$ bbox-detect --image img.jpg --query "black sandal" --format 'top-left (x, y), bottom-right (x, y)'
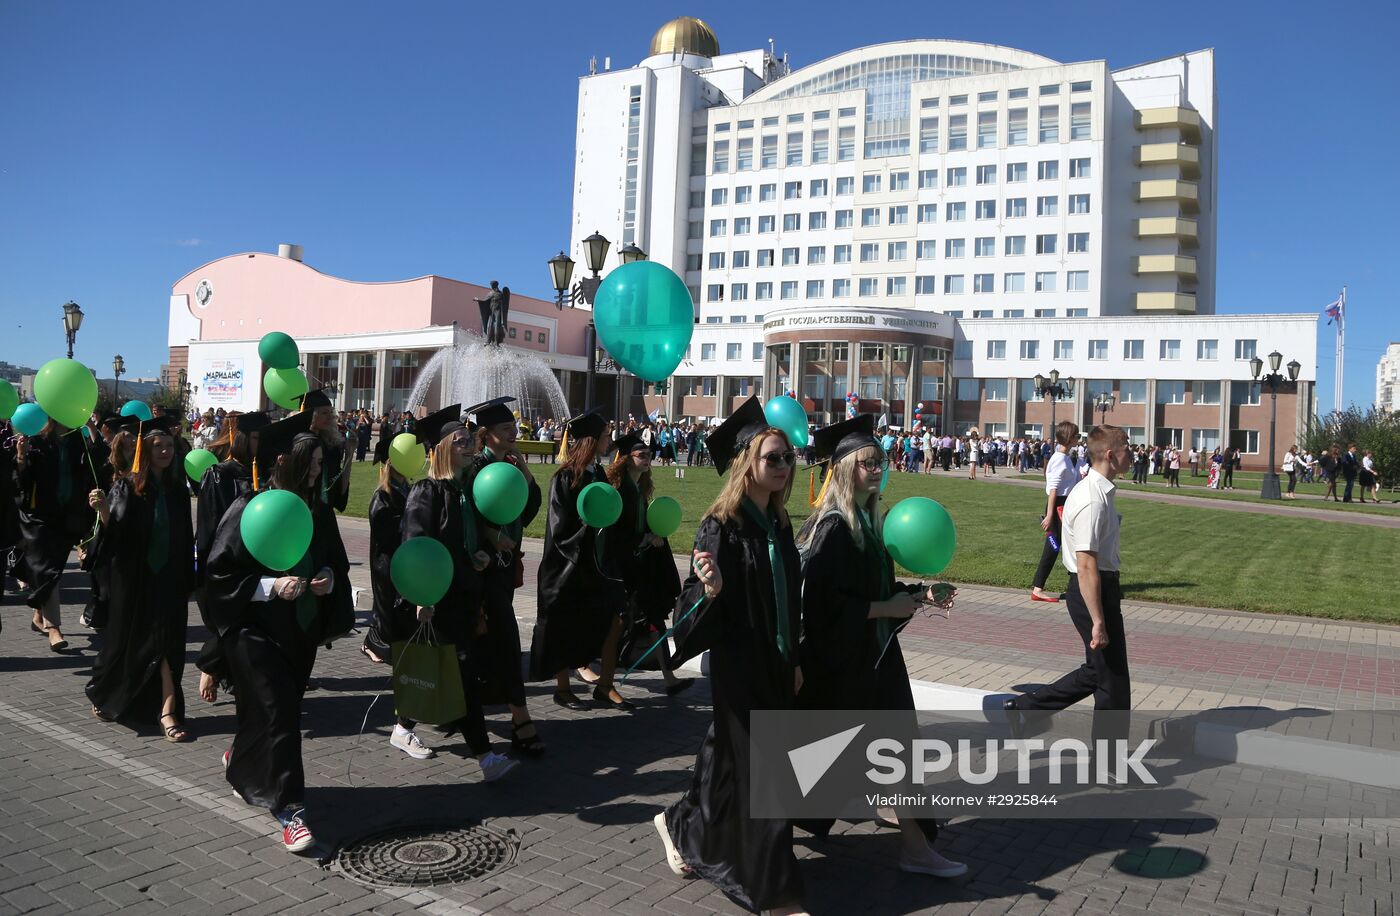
top-left (160, 714), bottom-right (191, 743)
top-left (552, 691), bottom-right (587, 711)
top-left (592, 685), bottom-right (635, 711)
top-left (92, 705), bottom-right (114, 722)
top-left (510, 720), bottom-right (546, 756)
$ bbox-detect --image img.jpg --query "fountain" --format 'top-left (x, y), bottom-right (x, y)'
top-left (406, 332), bottom-right (571, 420)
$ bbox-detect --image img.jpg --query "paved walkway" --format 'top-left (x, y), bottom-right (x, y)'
top-left (0, 518), bottom-right (1396, 915)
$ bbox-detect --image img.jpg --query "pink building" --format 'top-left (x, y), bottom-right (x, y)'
top-left (167, 244), bottom-right (598, 415)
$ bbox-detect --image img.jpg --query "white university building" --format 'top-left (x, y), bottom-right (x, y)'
top-left (568, 17), bottom-right (1316, 465)
top-left (1378, 343), bottom-right (1400, 413)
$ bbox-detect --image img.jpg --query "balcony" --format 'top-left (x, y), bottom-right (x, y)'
top-left (1136, 216), bottom-right (1198, 247)
top-left (1136, 179), bottom-right (1199, 213)
top-left (1135, 142), bottom-right (1201, 177)
top-left (1134, 255), bottom-right (1198, 279)
top-left (1134, 291), bottom-right (1197, 314)
top-left (1135, 106), bottom-right (1202, 142)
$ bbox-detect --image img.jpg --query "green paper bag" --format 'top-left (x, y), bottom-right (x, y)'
top-left (391, 628), bottom-right (466, 725)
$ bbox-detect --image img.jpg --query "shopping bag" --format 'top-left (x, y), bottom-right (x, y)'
top-left (391, 624), bottom-right (466, 725)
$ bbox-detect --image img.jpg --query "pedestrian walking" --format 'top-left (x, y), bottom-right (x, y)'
top-left (1031, 421), bottom-right (1080, 603)
top-left (1282, 446), bottom-right (1299, 499)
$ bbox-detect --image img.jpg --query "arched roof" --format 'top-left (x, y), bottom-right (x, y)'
top-left (650, 17), bottom-right (720, 59)
top-left (743, 39), bottom-right (1059, 105)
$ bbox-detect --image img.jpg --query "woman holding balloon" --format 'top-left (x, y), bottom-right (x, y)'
top-left (793, 414), bottom-right (966, 879)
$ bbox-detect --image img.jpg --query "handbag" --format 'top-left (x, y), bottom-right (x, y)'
top-left (390, 622), bottom-right (466, 725)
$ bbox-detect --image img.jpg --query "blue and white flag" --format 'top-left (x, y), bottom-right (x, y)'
top-left (1322, 289), bottom-right (1345, 325)
top-left (647, 407), bottom-right (661, 422)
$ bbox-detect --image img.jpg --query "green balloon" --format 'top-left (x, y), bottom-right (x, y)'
top-left (882, 497), bottom-right (957, 576)
top-left (258, 331), bottom-right (301, 370)
top-left (0, 381), bottom-right (17, 419)
top-left (33, 358), bottom-right (98, 430)
top-left (390, 536), bottom-right (454, 606)
top-left (185, 448), bottom-right (220, 483)
top-left (120, 399), bottom-right (153, 422)
top-left (472, 462), bottom-right (528, 525)
top-left (388, 433), bottom-right (426, 480)
top-left (264, 367), bottom-right (309, 410)
top-left (591, 260), bottom-right (694, 382)
top-left (576, 481), bottom-right (622, 528)
top-left (239, 489), bottom-right (314, 572)
top-left (646, 496), bottom-right (683, 539)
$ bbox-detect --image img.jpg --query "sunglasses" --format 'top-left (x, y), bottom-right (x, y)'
top-left (760, 450), bottom-right (798, 467)
top-left (856, 457), bottom-right (891, 472)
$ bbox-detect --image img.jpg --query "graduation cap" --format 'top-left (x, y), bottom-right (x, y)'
top-left (107, 414), bottom-right (141, 435)
top-left (563, 406), bottom-right (607, 441)
top-left (704, 396), bottom-right (770, 475)
top-left (812, 414), bottom-right (880, 467)
top-left (415, 403), bottom-right (465, 448)
top-left (612, 433), bottom-right (650, 456)
top-left (296, 388), bottom-right (333, 412)
top-left (467, 396), bottom-right (517, 430)
top-left (99, 414), bottom-right (125, 430)
top-left (254, 410), bottom-right (313, 478)
top-left (233, 411), bottom-right (271, 433)
top-left (141, 415), bottom-right (183, 438)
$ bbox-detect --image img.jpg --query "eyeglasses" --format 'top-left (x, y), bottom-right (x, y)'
top-left (761, 450), bottom-right (798, 467)
top-left (856, 457), bottom-right (891, 472)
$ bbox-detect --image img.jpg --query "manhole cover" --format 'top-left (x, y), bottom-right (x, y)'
top-left (338, 824), bottom-right (518, 887)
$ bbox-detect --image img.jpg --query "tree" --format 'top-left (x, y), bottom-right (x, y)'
top-left (1304, 406), bottom-right (1400, 487)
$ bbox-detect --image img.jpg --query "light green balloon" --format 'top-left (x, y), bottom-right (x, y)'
top-left (576, 481), bottom-right (622, 528)
top-left (264, 367), bottom-right (309, 410)
top-left (646, 496), bottom-right (683, 539)
top-left (472, 462), bottom-right (528, 525)
top-left (185, 448), bottom-right (220, 483)
top-left (882, 497), bottom-right (957, 576)
top-left (0, 381), bottom-right (18, 419)
top-left (239, 489), bottom-right (314, 572)
top-left (33, 358), bottom-right (98, 430)
top-left (388, 433), bottom-right (426, 480)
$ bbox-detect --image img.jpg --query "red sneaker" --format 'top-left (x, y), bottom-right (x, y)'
top-left (280, 810), bottom-right (314, 853)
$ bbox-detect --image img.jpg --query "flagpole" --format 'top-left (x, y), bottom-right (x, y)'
top-left (1335, 286), bottom-right (1346, 415)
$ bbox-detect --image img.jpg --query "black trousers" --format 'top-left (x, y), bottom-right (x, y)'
top-left (1032, 494), bottom-right (1066, 590)
top-left (940, 448), bottom-right (952, 471)
top-left (1015, 572), bottom-right (1130, 712)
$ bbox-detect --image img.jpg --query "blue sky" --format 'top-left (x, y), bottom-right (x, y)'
top-left (2, 0), bottom-right (1395, 409)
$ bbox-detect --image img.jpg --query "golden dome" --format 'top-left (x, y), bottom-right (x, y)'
top-left (649, 17), bottom-right (719, 58)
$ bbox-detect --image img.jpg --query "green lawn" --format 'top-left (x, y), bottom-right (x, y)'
top-left (342, 460), bottom-right (1400, 624)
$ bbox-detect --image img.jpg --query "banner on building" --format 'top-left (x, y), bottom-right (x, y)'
top-left (202, 359), bottom-right (245, 403)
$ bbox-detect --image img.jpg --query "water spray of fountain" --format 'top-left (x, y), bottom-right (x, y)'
top-left (406, 333), bottom-right (571, 419)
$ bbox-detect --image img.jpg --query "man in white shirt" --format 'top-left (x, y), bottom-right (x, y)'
top-left (1007, 424), bottom-right (1133, 715)
top-left (1031, 421), bottom-right (1083, 602)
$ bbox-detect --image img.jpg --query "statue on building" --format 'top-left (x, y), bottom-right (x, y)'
top-left (475, 280), bottom-right (511, 347)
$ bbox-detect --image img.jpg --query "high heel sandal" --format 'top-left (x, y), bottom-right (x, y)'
top-left (160, 714), bottom-right (191, 743)
top-left (510, 720), bottom-right (546, 756)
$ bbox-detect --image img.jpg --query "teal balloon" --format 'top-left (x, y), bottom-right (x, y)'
top-left (185, 448), bottom-right (220, 483)
top-left (11, 402), bottom-right (48, 436)
top-left (239, 489), bottom-right (314, 572)
top-left (390, 536), bottom-right (454, 607)
top-left (472, 462), bottom-right (528, 525)
top-left (0, 381), bottom-right (17, 419)
top-left (764, 396), bottom-right (809, 448)
top-left (880, 464), bottom-right (890, 494)
top-left (258, 331), bottom-right (301, 370)
top-left (591, 260), bottom-right (694, 382)
top-left (882, 496), bottom-right (957, 576)
top-left (33, 358), bottom-right (98, 430)
top-left (646, 496), bottom-right (683, 539)
top-left (81, 425), bottom-right (92, 440)
top-left (264, 367), bottom-right (309, 410)
top-left (120, 400), bottom-right (153, 422)
top-left (576, 481), bottom-right (622, 528)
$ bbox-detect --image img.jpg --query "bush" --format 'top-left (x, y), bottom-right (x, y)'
top-left (1304, 406), bottom-right (1400, 485)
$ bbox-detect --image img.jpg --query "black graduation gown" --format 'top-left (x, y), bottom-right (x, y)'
top-left (363, 482), bottom-right (413, 660)
top-left (13, 431), bottom-right (96, 611)
top-left (528, 465), bottom-right (625, 681)
top-left (607, 475), bottom-right (681, 671)
top-left (665, 510), bottom-right (804, 913)
top-left (84, 477), bottom-right (195, 722)
top-left (193, 460), bottom-right (254, 677)
top-left (318, 438), bottom-right (350, 513)
top-left (470, 451), bottom-right (542, 706)
top-left (205, 490), bottom-right (353, 811)
top-left (0, 434), bottom-right (17, 559)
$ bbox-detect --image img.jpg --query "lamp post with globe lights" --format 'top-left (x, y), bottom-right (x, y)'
top-left (1250, 351), bottom-right (1302, 500)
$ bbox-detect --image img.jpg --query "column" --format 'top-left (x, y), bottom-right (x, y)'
top-left (374, 349), bottom-right (390, 415)
top-left (1070, 379), bottom-right (1084, 432)
top-left (905, 355), bottom-right (918, 429)
top-left (336, 350), bottom-right (349, 411)
top-left (763, 346), bottom-right (776, 401)
top-left (1145, 378), bottom-right (1157, 446)
top-left (1006, 376), bottom-right (1017, 437)
top-left (1219, 379), bottom-right (1231, 451)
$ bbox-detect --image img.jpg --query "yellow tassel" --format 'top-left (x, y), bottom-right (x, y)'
top-left (807, 469), bottom-right (817, 506)
top-left (252, 457), bottom-right (260, 492)
top-left (557, 428), bottom-right (570, 464)
top-left (30, 482), bottom-right (37, 509)
top-left (814, 467), bottom-right (834, 508)
top-left (132, 430), bottom-right (144, 476)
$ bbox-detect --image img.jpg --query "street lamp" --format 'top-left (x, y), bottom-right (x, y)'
top-left (62, 300), bottom-right (84, 359)
top-left (112, 354), bottom-right (126, 404)
top-left (178, 368), bottom-right (188, 424)
top-left (1033, 369), bottom-right (1074, 434)
top-left (618, 243), bottom-right (647, 265)
top-left (1251, 351), bottom-right (1302, 500)
top-left (1093, 390), bottom-right (1116, 427)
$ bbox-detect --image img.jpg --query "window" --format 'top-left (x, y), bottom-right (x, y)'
top-left (1054, 339), bottom-right (1073, 360)
top-left (1197, 339), bottom-right (1218, 360)
top-left (837, 126), bottom-right (855, 161)
top-left (890, 171), bottom-right (910, 191)
top-left (1004, 272), bottom-right (1025, 292)
top-left (974, 237), bottom-right (995, 257)
top-left (782, 213), bottom-right (801, 231)
top-left (782, 247), bottom-right (799, 266)
top-left (1067, 270), bottom-right (1089, 291)
top-left (949, 94), bottom-right (967, 106)
top-left (1069, 194), bottom-right (1091, 215)
top-left (688, 190), bottom-right (704, 209)
top-left (948, 114), bottom-right (967, 150)
top-left (888, 205), bottom-right (909, 225)
top-left (1039, 106), bottom-right (1059, 143)
top-left (701, 377), bottom-right (716, 396)
top-left (887, 241), bottom-right (908, 261)
top-left (784, 181), bottom-right (802, 200)
top-left (833, 244), bottom-right (852, 263)
top-left (787, 113), bottom-right (804, 124)
top-left (977, 111), bottom-right (997, 148)
top-left (712, 140), bottom-right (729, 173)
top-left (1234, 339), bottom-right (1257, 360)
top-left (736, 138), bottom-right (753, 171)
top-left (707, 252), bottom-right (726, 270)
top-left (1123, 339), bottom-right (1144, 360)
top-left (1038, 160), bottom-right (1059, 181)
top-left (956, 379), bottom-right (980, 401)
top-left (538, 332), bottom-right (547, 347)
top-left (861, 207), bottom-right (881, 227)
top-left (1067, 308), bottom-right (1088, 317)
top-left (986, 339), bottom-right (1006, 359)
top-left (917, 203), bottom-right (937, 223)
top-left (806, 245), bottom-right (826, 264)
top-left (954, 341), bottom-right (973, 359)
top-left (756, 281), bottom-right (773, 299)
top-left (860, 242), bottom-right (880, 263)
top-left (1008, 108), bottom-right (1028, 146)
top-left (1035, 308), bottom-right (1056, 318)
top-left (752, 214), bottom-right (775, 235)
top-left (1005, 235), bottom-right (1026, 255)
top-left (976, 200), bottom-right (996, 219)
top-left (810, 178), bottom-right (828, 198)
top-left (832, 278), bottom-right (851, 297)
top-left (946, 202), bottom-right (966, 221)
top-left (945, 238), bottom-right (965, 258)
top-left (1069, 158), bottom-right (1091, 179)
top-left (1156, 427), bottom-right (1184, 449)
top-left (918, 169), bottom-right (938, 189)
top-left (1088, 339), bottom-right (1108, 360)
top-left (1006, 162), bottom-right (1027, 183)
top-left (1070, 102), bottom-right (1091, 140)
top-left (944, 275), bottom-right (965, 295)
top-left (1071, 80), bottom-right (1091, 93)
top-left (701, 343), bottom-right (716, 360)
top-left (1230, 430), bottom-right (1260, 454)
top-left (523, 330), bottom-right (532, 342)
top-left (863, 173), bottom-right (881, 194)
top-left (806, 280), bottom-right (825, 299)
top-left (1231, 382), bottom-right (1261, 406)
top-left (920, 98), bottom-right (939, 110)
top-left (726, 343), bottom-right (742, 360)
top-left (811, 130), bottom-right (829, 164)
top-left (686, 254), bottom-right (702, 271)
top-left (687, 285), bottom-right (700, 303)
top-left (887, 276), bottom-right (907, 296)
top-left (781, 280), bottom-right (799, 300)
top-left (946, 167), bottom-right (967, 187)
top-left (985, 379), bottom-right (1008, 401)
top-left (858, 278), bottom-right (879, 297)
top-left (1040, 84), bottom-right (1060, 96)
top-left (1009, 88), bottom-right (1028, 100)
top-left (709, 219), bottom-right (727, 237)
top-left (786, 132), bottom-right (803, 166)
top-left (757, 249), bottom-right (774, 267)
top-left (732, 250), bottom-right (750, 268)
top-left (835, 209), bottom-right (853, 228)
top-left (915, 275), bottom-right (936, 294)
top-left (916, 240), bottom-right (937, 259)
top-left (835, 176), bottom-right (854, 196)
top-left (1036, 234), bottom-right (1057, 255)
top-left (753, 342), bottom-right (765, 360)
top-left (832, 344), bottom-right (849, 362)
top-left (974, 309), bottom-right (994, 318)
top-left (760, 183), bottom-right (777, 202)
top-left (976, 164), bottom-right (997, 185)
top-left (1037, 196), bottom-right (1059, 217)
top-left (706, 285), bottom-right (724, 302)
top-left (711, 188), bottom-right (728, 206)
top-left (1019, 339), bottom-right (1040, 360)
top-left (1006, 197), bottom-right (1027, 218)
top-left (1035, 271), bottom-right (1057, 292)
top-left (1195, 381), bottom-right (1221, 405)
top-left (859, 375), bottom-right (883, 399)
top-left (1120, 380), bottom-right (1147, 403)
top-left (690, 144), bottom-right (704, 175)
top-left (974, 273), bottom-right (994, 293)
top-left (1156, 380), bottom-right (1186, 404)
top-left (1160, 339), bottom-right (1181, 360)
top-left (1067, 232), bottom-right (1089, 252)
top-left (803, 374), bottom-right (828, 400)
top-left (1192, 429), bottom-right (1220, 452)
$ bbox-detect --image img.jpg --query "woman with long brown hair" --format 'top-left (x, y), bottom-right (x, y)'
top-left (653, 396), bottom-right (807, 915)
top-left (530, 408), bottom-right (631, 711)
top-left (79, 422), bottom-right (138, 631)
top-left (85, 416), bottom-right (196, 741)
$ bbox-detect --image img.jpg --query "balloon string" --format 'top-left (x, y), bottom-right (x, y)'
top-left (621, 595), bottom-right (705, 682)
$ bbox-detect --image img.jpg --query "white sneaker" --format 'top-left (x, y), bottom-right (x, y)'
top-left (390, 726), bottom-right (435, 760)
top-left (479, 751), bottom-right (520, 783)
top-left (899, 846), bottom-right (969, 878)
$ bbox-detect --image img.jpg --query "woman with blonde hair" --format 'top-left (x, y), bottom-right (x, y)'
top-left (794, 414), bottom-right (966, 879)
top-left (653, 396), bottom-right (807, 915)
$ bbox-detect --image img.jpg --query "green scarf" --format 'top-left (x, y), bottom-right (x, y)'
top-left (290, 552), bottom-right (318, 631)
top-left (742, 497), bottom-right (793, 662)
top-left (627, 475), bottom-right (646, 534)
top-left (858, 508), bottom-right (895, 648)
top-left (451, 478), bottom-right (478, 555)
top-left (146, 482), bottom-right (169, 572)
